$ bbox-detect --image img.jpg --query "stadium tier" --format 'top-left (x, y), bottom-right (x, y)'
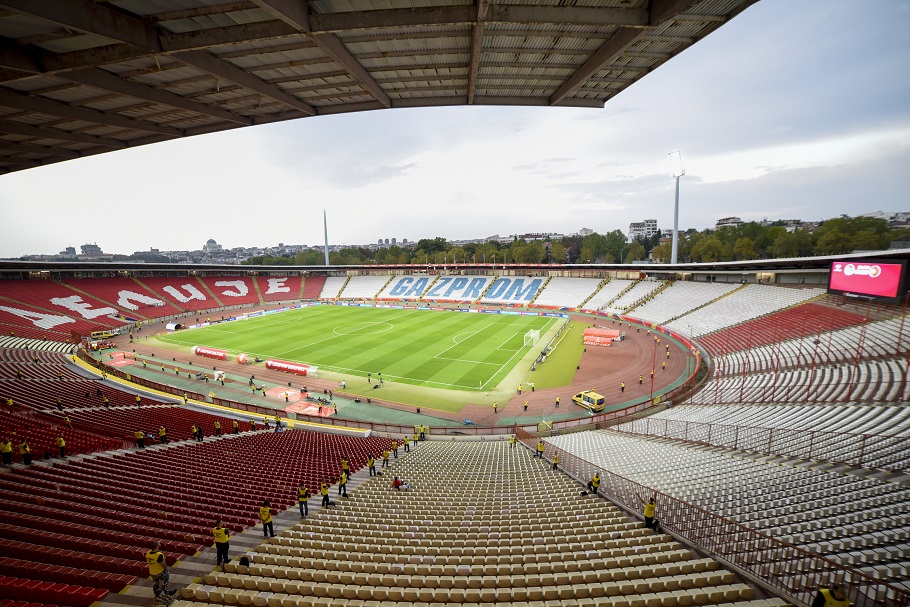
top-left (318, 276), bottom-right (348, 299)
top-left (185, 440), bottom-right (767, 607)
top-left (480, 276), bottom-right (546, 304)
top-left (421, 275), bottom-right (494, 303)
top-left (584, 278), bottom-right (634, 311)
top-left (533, 277), bottom-right (605, 308)
top-left (135, 276), bottom-right (231, 312)
top-left (627, 282), bottom-right (740, 325)
top-left (197, 276), bottom-right (262, 307)
top-left (339, 275), bottom-right (391, 299)
top-left (299, 275), bottom-right (325, 300)
top-left (664, 285), bottom-right (827, 337)
top-left (602, 279), bottom-right (666, 314)
top-left (257, 275), bottom-right (304, 302)
top-left (547, 430), bottom-right (910, 594)
top-left (64, 277), bottom-right (184, 319)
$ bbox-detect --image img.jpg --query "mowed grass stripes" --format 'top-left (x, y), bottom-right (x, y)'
top-left (158, 306), bottom-right (555, 391)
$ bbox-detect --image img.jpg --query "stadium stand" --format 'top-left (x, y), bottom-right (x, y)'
top-left (376, 274), bottom-right (430, 300)
top-left (64, 277), bottom-right (182, 319)
top-left (197, 276), bottom-right (261, 307)
top-left (665, 285), bottom-right (827, 337)
top-left (547, 430), bottom-right (910, 593)
top-left (603, 279), bottom-right (666, 313)
top-left (0, 280), bottom-right (129, 334)
top-left (533, 277), bottom-right (603, 308)
top-left (339, 275), bottom-right (390, 299)
top-left (0, 428), bottom-right (391, 603)
top-left (184, 440), bottom-right (765, 607)
top-left (689, 359), bottom-right (909, 405)
top-left (299, 275), bottom-right (325, 300)
top-left (256, 275), bottom-right (303, 302)
top-left (698, 301), bottom-right (873, 357)
top-left (581, 278), bottom-right (634, 311)
top-left (631, 282), bottom-right (740, 325)
top-left (711, 317), bottom-right (910, 377)
top-left (612, 403), bottom-right (910, 472)
top-left (424, 275), bottom-right (494, 303)
top-left (480, 275), bottom-right (546, 305)
top-left (135, 277), bottom-right (225, 312)
top-left (318, 276), bottom-right (348, 299)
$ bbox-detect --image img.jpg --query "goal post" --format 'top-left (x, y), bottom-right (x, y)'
top-left (524, 329), bottom-right (540, 346)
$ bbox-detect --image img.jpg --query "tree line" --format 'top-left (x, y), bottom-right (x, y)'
top-left (242, 216), bottom-right (908, 266)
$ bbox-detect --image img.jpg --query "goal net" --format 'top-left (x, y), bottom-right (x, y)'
top-left (524, 329), bottom-right (540, 346)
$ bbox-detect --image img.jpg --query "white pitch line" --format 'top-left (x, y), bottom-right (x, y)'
top-left (478, 317), bottom-right (556, 391)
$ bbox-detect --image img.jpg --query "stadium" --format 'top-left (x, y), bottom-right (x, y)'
top-left (0, 2), bottom-right (909, 607)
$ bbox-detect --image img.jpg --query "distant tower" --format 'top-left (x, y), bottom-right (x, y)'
top-left (323, 209), bottom-right (329, 266)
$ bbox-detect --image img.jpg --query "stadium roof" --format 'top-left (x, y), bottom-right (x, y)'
top-left (0, 0), bottom-right (757, 174)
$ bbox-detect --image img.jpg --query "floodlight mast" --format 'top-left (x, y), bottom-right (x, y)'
top-left (668, 151), bottom-right (685, 265)
top-left (323, 209), bottom-right (330, 266)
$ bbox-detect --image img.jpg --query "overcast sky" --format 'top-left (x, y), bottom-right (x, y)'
top-left (1, 0), bottom-right (908, 258)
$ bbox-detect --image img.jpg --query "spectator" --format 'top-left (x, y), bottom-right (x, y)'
top-left (19, 438), bottom-right (32, 466)
top-left (811, 583), bottom-right (849, 607)
top-left (639, 492), bottom-right (658, 529)
top-left (1, 436), bottom-right (12, 465)
top-left (587, 472), bottom-right (601, 495)
top-left (146, 541), bottom-right (174, 606)
top-left (392, 476), bottom-right (411, 491)
top-left (298, 483), bottom-right (310, 517)
top-left (259, 500), bottom-right (275, 538)
top-left (212, 520), bottom-right (231, 568)
top-left (338, 471), bottom-right (348, 498)
top-left (320, 482), bottom-right (330, 507)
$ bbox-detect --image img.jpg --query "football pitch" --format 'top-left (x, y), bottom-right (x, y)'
top-left (158, 305), bottom-right (560, 391)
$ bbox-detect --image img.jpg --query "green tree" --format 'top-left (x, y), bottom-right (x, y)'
top-left (650, 242), bottom-right (672, 263)
top-left (690, 236), bottom-right (724, 262)
top-left (732, 237), bottom-right (756, 261)
top-left (625, 241), bottom-right (646, 263)
top-left (550, 242), bottom-right (566, 263)
top-left (414, 237), bottom-right (449, 254)
top-left (771, 232), bottom-right (800, 258)
top-left (813, 229), bottom-right (850, 256)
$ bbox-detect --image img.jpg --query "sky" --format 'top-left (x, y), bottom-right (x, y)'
top-left (1, 0), bottom-right (909, 258)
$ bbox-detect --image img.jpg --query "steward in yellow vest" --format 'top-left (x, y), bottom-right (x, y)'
top-left (259, 501), bottom-right (274, 538)
top-left (212, 520), bottom-right (231, 567)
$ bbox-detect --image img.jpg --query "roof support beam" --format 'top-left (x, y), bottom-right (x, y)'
top-left (62, 68), bottom-right (251, 125)
top-left (0, 89), bottom-right (182, 136)
top-left (548, 0), bottom-right (701, 105)
top-left (0, 139), bottom-right (81, 158)
top-left (251, 0), bottom-right (391, 108)
top-left (174, 50), bottom-right (316, 115)
top-left (0, 0), bottom-right (163, 51)
top-left (0, 120), bottom-right (128, 147)
top-left (466, 0), bottom-right (489, 104)
top-left (548, 27), bottom-right (641, 105)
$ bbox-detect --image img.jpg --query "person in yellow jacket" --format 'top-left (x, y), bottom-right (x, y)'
top-left (259, 500), bottom-right (275, 538)
top-left (56, 434), bottom-right (66, 458)
top-left (232, 419), bottom-right (239, 435)
top-left (811, 583), bottom-right (849, 607)
top-left (212, 520), bottom-right (231, 567)
top-left (158, 426), bottom-right (168, 445)
top-left (639, 492), bottom-right (657, 529)
top-left (536, 440), bottom-right (544, 459)
top-left (1, 436), bottom-right (12, 466)
top-left (509, 435), bottom-right (516, 448)
top-left (392, 440), bottom-right (399, 458)
top-left (320, 482), bottom-right (330, 507)
top-left (297, 483), bottom-right (310, 517)
top-left (587, 472), bottom-right (601, 495)
top-left (367, 455), bottom-right (376, 477)
top-left (381, 449), bottom-right (390, 468)
top-left (552, 452), bottom-right (559, 471)
top-left (403, 435), bottom-right (410, 453)
top-left (338, 471), bottom-right (348, 498)
top-left (18, 438), bottom-right (31, 465)
top-left (146, 541), bottom-right (174, 605)
top-left (214, 420), bottom-right (221, 437)
top-left (135, 430), bottom-right (145, 449)
top-left (340, 457), bottom-right (350, 479)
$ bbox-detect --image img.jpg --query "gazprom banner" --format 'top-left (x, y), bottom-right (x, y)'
top-left (266, 358), bottom-right (312, 377)
top-left (483, 277), bottom-right (543, 302)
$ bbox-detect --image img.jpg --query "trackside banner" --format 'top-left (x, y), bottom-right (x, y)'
top-left (192, 346), bottom-right (227, 360)
top-left (266, 358), bottom-right (311, 376)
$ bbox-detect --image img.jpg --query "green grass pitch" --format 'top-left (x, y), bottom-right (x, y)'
top-left (158, 305), bottom-right (559, 391)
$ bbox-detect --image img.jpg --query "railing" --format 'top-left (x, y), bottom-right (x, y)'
top-left (515, 426), bottom-right (910, 607)
top-left (612, 418), bottom-right (910, 473)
